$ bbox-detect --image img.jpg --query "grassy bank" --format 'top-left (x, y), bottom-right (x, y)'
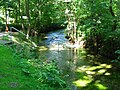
top-left (0, 43), bottom-right (68, 90)
top-left (0, 44), bottom-right (39, 90)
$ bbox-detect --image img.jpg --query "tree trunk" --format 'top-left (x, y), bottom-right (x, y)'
top-left (15, 6), bottom-right (18, 23)
top-left (18, 0), bottom-right (21, 24)
top-left (25, 0), bottom-right (30, 39)
top-left (5, 7), bottom-right (8, 32)
top-left (18, 0), bottom-right (24, 30)
top-left (109, 0), bottom-right (117, 31)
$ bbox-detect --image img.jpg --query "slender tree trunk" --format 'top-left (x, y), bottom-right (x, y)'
top-left (25, 0), bottom-right (30, 39)
top-left (109, 0), bottom-right (117, 31)
top-left (15, 6), bottom-right (18, 23)
top-left (18, 0), bottom-right (21, 24)
top-left (5, 7), bottom-right (8, 32)
top-left (18, 0), bottom-right (24, 30)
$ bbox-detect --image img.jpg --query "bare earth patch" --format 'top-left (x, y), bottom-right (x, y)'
top-left (9, 82), bottom-right (19, 88)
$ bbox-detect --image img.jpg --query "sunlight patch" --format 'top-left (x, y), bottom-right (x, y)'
top-left (73, 79), bottom-right (91, 87)
top-left (86, 71), bottom-right (96, 75)
top-left (49, 44), bottom-right (64, 51)
top-left (77, 66), bottom-right (89, 71)
top-left (104, 72), bottom-right (111, 76)
top-left (100, 64), bottom-right (107, 67)
top-left (100, 64), bottom-right (112, 68)
top-left (95, 83), bottom-right (107, 90)
top-left (11, 37), bottom-right (20, 44)
top-left (81, 50), bottom-right (87, 54)
top-left (87, 66), bottom-right (103, 71)
top-left (105, 65), bottom-right (112, 68)
top-left (97, 69), bottom-right (106, 74)
top-left (38, 46), bottom-right (48, 51)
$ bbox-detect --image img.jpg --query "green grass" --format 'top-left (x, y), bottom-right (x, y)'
top-left (0, 44), bottom-right (38, 90)
top-left (0, 44), bottom-right (68, 90)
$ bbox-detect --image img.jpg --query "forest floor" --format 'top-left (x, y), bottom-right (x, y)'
top-left (0, 45), bottom-right (38, 90)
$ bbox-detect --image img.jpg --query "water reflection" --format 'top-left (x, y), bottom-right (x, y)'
top-left (37, 29), bottom-right (119, 90)
top-left (37, 29), bottom-right (81, 89)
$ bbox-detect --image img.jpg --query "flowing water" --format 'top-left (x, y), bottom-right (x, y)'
top-left (37, 29), bottom-right (120, 90)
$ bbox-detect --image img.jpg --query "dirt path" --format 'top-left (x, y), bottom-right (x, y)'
top-left (0, 32), bottom-right (13, 44)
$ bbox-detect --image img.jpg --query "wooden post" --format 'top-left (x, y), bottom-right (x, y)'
top-left (6, 25), bottom-right (9, 32)
top-left (5, 10), bottom-right (8, 32)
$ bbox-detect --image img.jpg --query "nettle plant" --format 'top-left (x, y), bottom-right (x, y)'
top-left (112, 50), bottom-right (120, 63)
top-left (19, 58), bottom-right (67, 89)
top-left (115, 50), bottom-right (120, 62)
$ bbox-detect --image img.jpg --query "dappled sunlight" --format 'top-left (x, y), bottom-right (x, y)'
top-left (0, 32), bottom-right (37, 47)
top-left (49, 44), bottom-right (64, 51)
top-left (73, 75), bottom-right (93, 87)
top-left (104, 72), bottom-right (111, 76)
top-left (81, 50), bottom-right (87, 54)
top-left (0, 0), bottom-right (120, 89)
top-left (76, 64), bottom-right (112, 73)
top-left (86, 71), bottom-right (96, 75)
top-left (87, 66), bottom-right (103, 71)
top-left (73, 79), bottom-right (92, 87)
top-left (11, 36), bottom-right (20, 44)
top-left (38, 46), bottom-right (48, 51)
top-left (43, 36), bottom-right (49, 39)
top-left (94, 83), bottom-right (108, 90)
top-left (65, 42), bottom-right (81, 49)
top-left (73, 63), bottom-right (112, 88)
top-left (100, 64), bottom-right (112, 68)
top-left (97, 69), bottom-right (106, 75)
top-left (86, 54), bottom-right (95, 58)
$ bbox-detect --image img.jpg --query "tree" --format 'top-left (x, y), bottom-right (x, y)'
top-left (25, 0), bottom-right (30, 39)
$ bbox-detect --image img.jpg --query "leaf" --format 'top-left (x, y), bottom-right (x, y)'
top-left (115, 50), bottom-right (120, 54)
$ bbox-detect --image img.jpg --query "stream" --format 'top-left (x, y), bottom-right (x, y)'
top-left (37, 29), bottom-right (120, 90)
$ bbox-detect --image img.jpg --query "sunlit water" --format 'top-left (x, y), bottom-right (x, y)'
top-left (37, 29), bottom-right (120, 90)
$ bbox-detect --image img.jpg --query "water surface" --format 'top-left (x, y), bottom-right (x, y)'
top-left (37, 29), bottom-right (120, 90)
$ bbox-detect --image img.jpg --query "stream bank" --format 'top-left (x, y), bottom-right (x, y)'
top-left (36, 29), bottom-right (120, 90)
top-left (0, 29), bottom-right (120, 90)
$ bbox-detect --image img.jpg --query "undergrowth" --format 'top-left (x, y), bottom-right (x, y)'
top-left (10, 35), bottom-right (69, 90)
top-left (0, 44), bottom-right (39, 89)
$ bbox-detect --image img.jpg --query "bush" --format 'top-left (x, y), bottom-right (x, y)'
top-left (10, 37), bottom-right (69, 89)
top-left (8, 24), bottom-right (22, 31)
top-left (84, 29), bottom-right (120, 59)
top-left (19, 59), bottom-right (67, 89)
top-left (0, 22), bottom-right (5, 31)
top-left (100, 30), bottom-right (120, 58)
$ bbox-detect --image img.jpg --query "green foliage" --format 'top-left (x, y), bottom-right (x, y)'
top-left (19, 59), bottom-right (67, 89)
top-left (100, 30), bottom-right (120, 57)
top-left (9, 24), bottom-right (22, 31)
top-left (1, 0), bottom-right (120, 59)
top-left (0, 23), bottom-right (5, 31)
top-left (69, 0), bottom-right (120, 59)
top-left (112, 50), bottom-right (120, 63)
top-left (0, 45), bottom-right (39, 89)
top-left (115, 50), bottom-right (120, 55)
top-left (10, 37), bottom-right (69, 89)
top-left (29, 0), bottom-right (66, 32)
top-left (2, 35), bottom-right (10, 40)
top-left (0, 0), bottom-right (66, 33)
